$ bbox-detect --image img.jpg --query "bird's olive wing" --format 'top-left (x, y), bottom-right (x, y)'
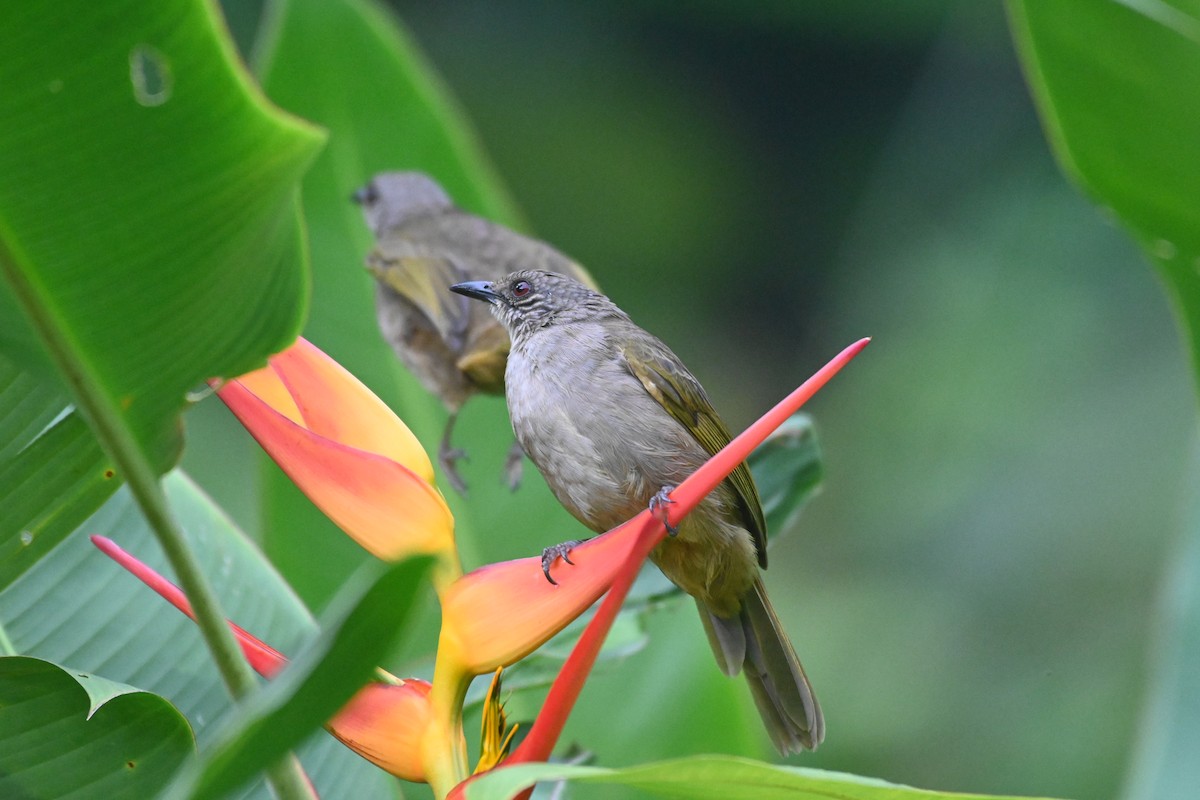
top-left (621, 338), bottom-right (768, 567)
top-left (367, 247), bottom-right (473, 352)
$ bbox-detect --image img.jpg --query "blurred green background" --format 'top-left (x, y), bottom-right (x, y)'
top-left (182, 2), bottom-right (1193, 798)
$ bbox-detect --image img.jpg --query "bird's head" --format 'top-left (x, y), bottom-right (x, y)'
top-left (351, 171), bottom-right (453, 237)
top-left (450, 270), bottom-right (619, 339)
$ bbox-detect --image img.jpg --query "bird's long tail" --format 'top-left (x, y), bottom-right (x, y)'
top-left (697, 577), bottom-right (824, 753)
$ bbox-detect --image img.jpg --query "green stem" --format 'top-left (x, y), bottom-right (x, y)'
top-left (421, 546), bottom-right (471, 797)
top-left (0, 231), bottom-right (312, 799)
top-left (427, 629), bottom-right (471, 796)
top-left (266, 754), bottom-right (318, 800)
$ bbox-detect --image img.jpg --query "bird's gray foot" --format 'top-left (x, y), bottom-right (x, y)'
top-left (503, 440), bottom-right (525, 492)
top-left (438, 443), bottom-right (469, 495)
top-left (650, 486), bottom-right (678, 536)
top-left (541, 539), bottom-right (588, 585)
top-left (439, 413), bottom-right (469, 494)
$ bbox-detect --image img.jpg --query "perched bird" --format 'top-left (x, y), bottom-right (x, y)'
top-left (352, 171), bottom-right (594, 493)
top-left (450, 270), bottom-right (825, 754)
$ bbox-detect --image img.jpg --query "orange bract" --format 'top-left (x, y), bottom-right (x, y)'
top-left (328, 679), bottom-right (437, 784)
top-left (440, 524), bottom-right (639, 673)
top-left (216, 339), bottom-right (454, 561)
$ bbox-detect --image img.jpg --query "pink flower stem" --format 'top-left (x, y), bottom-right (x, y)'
top-left (91, 535), bottom-right (288, 677)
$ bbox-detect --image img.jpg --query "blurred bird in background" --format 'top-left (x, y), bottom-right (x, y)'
top-left (353, 171), bottom-right (594, 493)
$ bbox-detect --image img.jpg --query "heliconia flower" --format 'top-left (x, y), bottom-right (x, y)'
top-left (90, 534), bottom-right (437, 784)
top-left (98, 336), bottom-right (867, 799)
top-left (214, 339), bottom-right (455, 564)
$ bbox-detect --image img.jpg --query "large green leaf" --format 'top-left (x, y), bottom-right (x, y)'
top-left (750, 413), bottom-right (823, 537)
top-left (0, 353), bottom-right (116, 590)
top-left (0, 471), bottom-right (397, 799)
top-left (0, 0), bottom-right (323, 472)
top-left (1008, 4), bottom-right (1200, 798)
top-left (0, 359), bottom-right (62, 465)
top-left (465, 755), bottom-right (1064, 800)
top-left (1008, 0), bottom-right (1200, 387)
top-left (0, 657), bottom-right (193, 800)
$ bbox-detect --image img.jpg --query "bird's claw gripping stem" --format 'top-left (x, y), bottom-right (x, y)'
top-left (541, 539), bottom-right (588, 585)
top-left (650, 486), bottom-right (678, 536)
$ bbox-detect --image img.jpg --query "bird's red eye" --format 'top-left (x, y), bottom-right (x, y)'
top-left (512, 280), bottom-right (532, 298)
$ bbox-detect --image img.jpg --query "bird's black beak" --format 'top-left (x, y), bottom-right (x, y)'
top-left (350, 184), bottom-right (375, 205)
top-left (450, 280), bottom-right (501, 304)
